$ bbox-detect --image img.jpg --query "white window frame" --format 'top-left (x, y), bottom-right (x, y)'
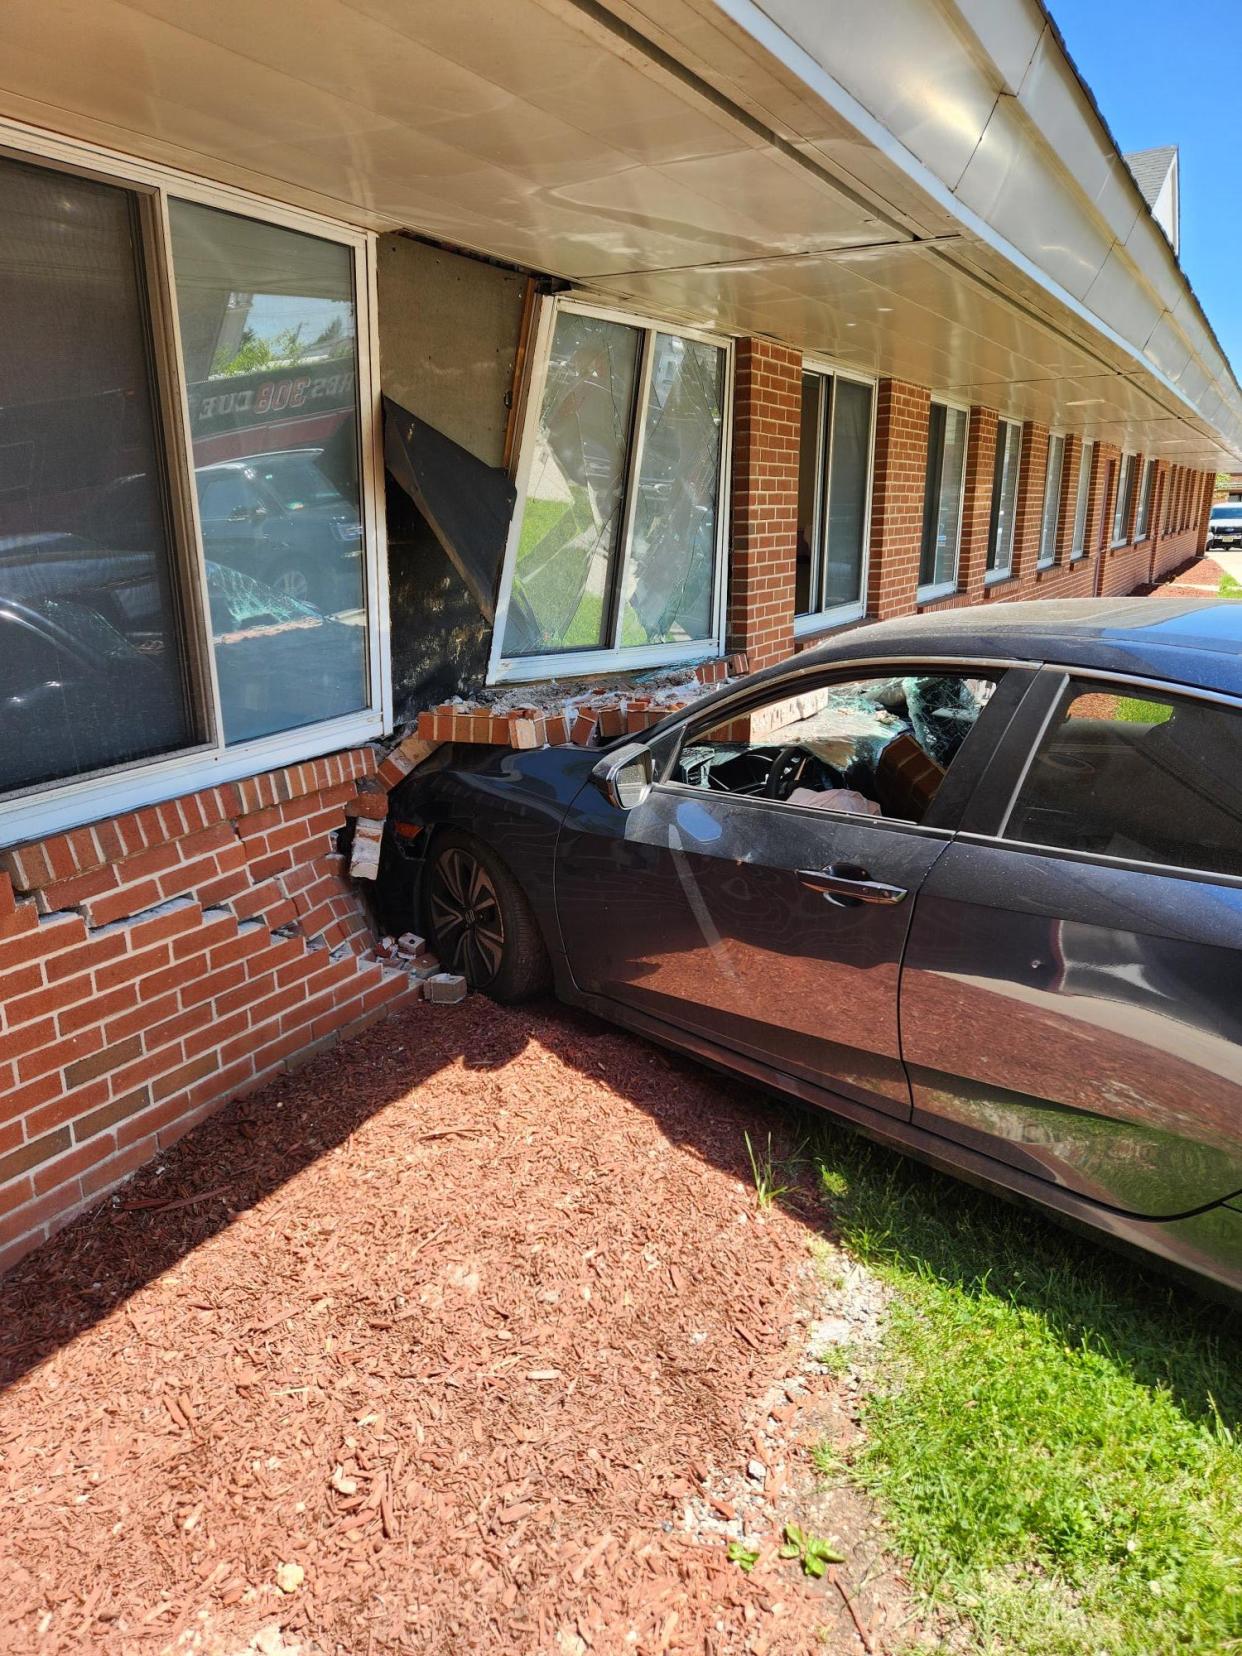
top-left (1112, 451), bottom-right (1137, 546)
top-left (917, 396), bottom-right (971, 604)
top-left (1037, 432), bottom-right (1066, 569)
top-left (1070, 440), bottom-right (1094, 560)
top-left (1135, 456), bottom-right (1157, 540)
top-left (0, 116), bottom-right (389, 846)
top-left (984, 416), bottom-right (1023, 585)
top-left (793, 356), bottom-right (876, 637)
top-left (488, 296), bottom-right (734, 684)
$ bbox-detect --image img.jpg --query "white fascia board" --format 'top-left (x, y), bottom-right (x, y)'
top-left (705, 0), bottom-right (1242, 462)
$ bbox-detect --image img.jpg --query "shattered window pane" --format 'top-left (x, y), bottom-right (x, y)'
top-left (501, 312), bottom-right (640, 657)
top-left (169, 199), bottom-right (368, 743)
top-left (619, 333), bottom-right (724, 648)
top-left (0, 152), bottom-right (198, 796)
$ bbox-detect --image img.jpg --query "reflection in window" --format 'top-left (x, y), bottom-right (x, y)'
top-left (1038, 433), bottom-right (1065, 568)
top-left (1070, 441), bottom-right (1093, 559)
top-left (796, 372), bottom-right (874, 619)
top-left (168, 200), bottom-right (367, 744)
top-left (1136, 457), bottom-right (1156, 540)
top-left (621, 334), bottom-right (724, 647)
top-left (0, 153), bottom-right (197, 796)
top-left (1006, 682), bottom-right (1242, 878)
top-left (919, 404), bottom-right (968, 594)
top-left (1113, 453), bottom-right (1137, 544)
top-left (986, 419), bottom-right (1022, 579)
top-left (500, 307), bottom-right (726, 661)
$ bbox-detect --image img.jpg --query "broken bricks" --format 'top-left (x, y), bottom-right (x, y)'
top-left (348, 815), bottom-right (384, 881)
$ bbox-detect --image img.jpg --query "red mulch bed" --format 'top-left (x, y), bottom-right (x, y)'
top-left (0, 1000), bottom-right (857, 1655)
top-left (1154, 554), bottom-right (1231, 593)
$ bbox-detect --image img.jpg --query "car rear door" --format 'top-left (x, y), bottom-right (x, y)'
top-left (555, 661), bottom-right (1030, 1121)
top-left (900, 668), bottom-right (1242, 1216)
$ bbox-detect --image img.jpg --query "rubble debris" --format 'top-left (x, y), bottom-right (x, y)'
top-left (273, 1563), bottom-right (305, 1595)
top-left (424, 971), bottom-right (468, 1004)
top-left (348, 814), bottom-right (384, 880)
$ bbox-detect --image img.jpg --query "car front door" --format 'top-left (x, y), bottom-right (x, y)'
top-left (555, 662), bottom-right (1029, 1121)
top-left (900, 669), bottom-right (1242, 1216)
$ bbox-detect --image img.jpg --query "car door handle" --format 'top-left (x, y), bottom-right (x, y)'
top-left (797, 865), bottom-right (909, 907)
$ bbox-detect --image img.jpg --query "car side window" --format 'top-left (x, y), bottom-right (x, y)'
top-left (669, 671), bottom-right (999, 825)
top-left (1005, 680), bottom-right (1242, 878)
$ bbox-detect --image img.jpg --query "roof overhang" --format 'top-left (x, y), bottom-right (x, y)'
top-left (0, 0), bottom-right (1236, 468)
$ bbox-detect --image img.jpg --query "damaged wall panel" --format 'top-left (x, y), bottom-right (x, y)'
top-left (376, 235), bottom-right (527, 470)
top-left (377, 235), bottom-right (531, 719)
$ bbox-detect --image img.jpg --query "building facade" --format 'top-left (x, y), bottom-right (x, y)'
top-left (0, 0), bottom-right (1237, 1270)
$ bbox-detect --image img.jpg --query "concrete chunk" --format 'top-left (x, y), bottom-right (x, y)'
top-left (424, 972), bottom-right (467, 1004)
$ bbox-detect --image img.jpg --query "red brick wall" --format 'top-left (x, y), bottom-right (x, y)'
top-left (727, 339), bottom-right (801, 669)
top-left (768, 380), bottom-right (1217, 655)
top-left (867, 379), bottom-right (932, 619)
top-left (0, 751), bottom-right (414, 1273)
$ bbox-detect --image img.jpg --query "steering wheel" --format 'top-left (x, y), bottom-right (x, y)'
top-left (764, 745), bottom-right (845, 801)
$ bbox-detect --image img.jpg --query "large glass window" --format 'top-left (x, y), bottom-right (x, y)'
top-left (1113, 453), bottom-right (1137, 545)
top-left (1070, 441), bottom-right (1093, 559)
top-left (0, 141), bottom-right (381, 834)
top-left (1006, 681), bottom-right (1242, 879)
top-left (1037, 433), bottom-right (1066, 568)
top-left (0, 153), bottom-right (198, 796)
top-left (498, 305), bottom-right (726, 667)
top-left (795, 370), bottom-right (874, 621)
top-left (919, 403), bottom-right (968, 595)
top-left (986, 419), bottom-right (1022, 580)
top-left (168, 201), bottom-right (368, 745)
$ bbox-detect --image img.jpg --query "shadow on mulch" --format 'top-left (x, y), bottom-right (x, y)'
top-left (0, 997), bottom-right (818, 1394)
top-left (2, 990), bottom-right (1232, 1427)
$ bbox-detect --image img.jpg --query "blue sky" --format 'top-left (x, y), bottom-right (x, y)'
top-left (1052, 0), bottom-right (1240, 376)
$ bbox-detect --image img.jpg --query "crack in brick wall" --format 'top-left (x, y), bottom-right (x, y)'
top-left (0, 750), bottom-right (420, 1274)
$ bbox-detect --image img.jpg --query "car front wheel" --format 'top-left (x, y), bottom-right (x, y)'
top-left (424, 830), bottom-right (550, 1003)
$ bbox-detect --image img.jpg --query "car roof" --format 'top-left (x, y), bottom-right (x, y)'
top-left (797, 597), bottom-right (1242, 697)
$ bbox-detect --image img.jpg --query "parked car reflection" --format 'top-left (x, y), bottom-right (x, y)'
top-left (0, 535), bottom-right (364, 787)
top-left (101, 447), bottom-right (364, 612)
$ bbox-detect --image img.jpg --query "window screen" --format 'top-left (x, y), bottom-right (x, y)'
top-left (0, 153), bottom-right (198, 796)
top-left (919, 404), bottom-right (968, 592)
top-left (986, 420), bottom-right (1021, 577)
top-left (168, 199), bottom-right (368, 745)
top-left (1038, 434), bottom-right (1065, 567)
top-left (796, 372), bottom-right (874, 616)
top-left (1070, 442), bottom-right (1093, 558)
top-left (1136, 458), bottom-right (1156, 540)
top-left (1112, 454), bottom-right (1137, 544)
top-left (1006, 681), bottom-right (1242, 879)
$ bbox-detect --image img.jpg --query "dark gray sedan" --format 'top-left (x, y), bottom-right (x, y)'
top-left (381, 599), bottom-right (1242, 1295)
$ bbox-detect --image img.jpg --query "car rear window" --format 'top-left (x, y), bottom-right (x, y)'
top-left (1005, 680), bottom-right (1242, 879)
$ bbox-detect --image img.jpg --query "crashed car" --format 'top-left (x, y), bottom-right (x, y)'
top-left (381, 598), bottom-right (1242, 1296)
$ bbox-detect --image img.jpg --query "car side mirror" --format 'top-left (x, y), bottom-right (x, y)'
top-left (591, 741), bottom-right (654, 810)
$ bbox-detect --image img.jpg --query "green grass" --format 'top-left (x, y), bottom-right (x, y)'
top-left (809, 1124), bottom-right (1242, 1656)
top-left (1113, 697), bottom-right (1172, 725)
top-left (1221, 572), bottom-right (1242, 597)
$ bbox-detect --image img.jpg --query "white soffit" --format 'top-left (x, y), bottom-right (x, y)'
top-left (0, 0), bottom-right (1235, 466)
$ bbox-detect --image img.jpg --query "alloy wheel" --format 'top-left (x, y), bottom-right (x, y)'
top-left (428, 847), bottom-right (505, 985)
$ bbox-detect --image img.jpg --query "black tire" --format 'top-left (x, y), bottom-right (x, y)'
top-left (423, 830), bottom-right (551, 1003)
